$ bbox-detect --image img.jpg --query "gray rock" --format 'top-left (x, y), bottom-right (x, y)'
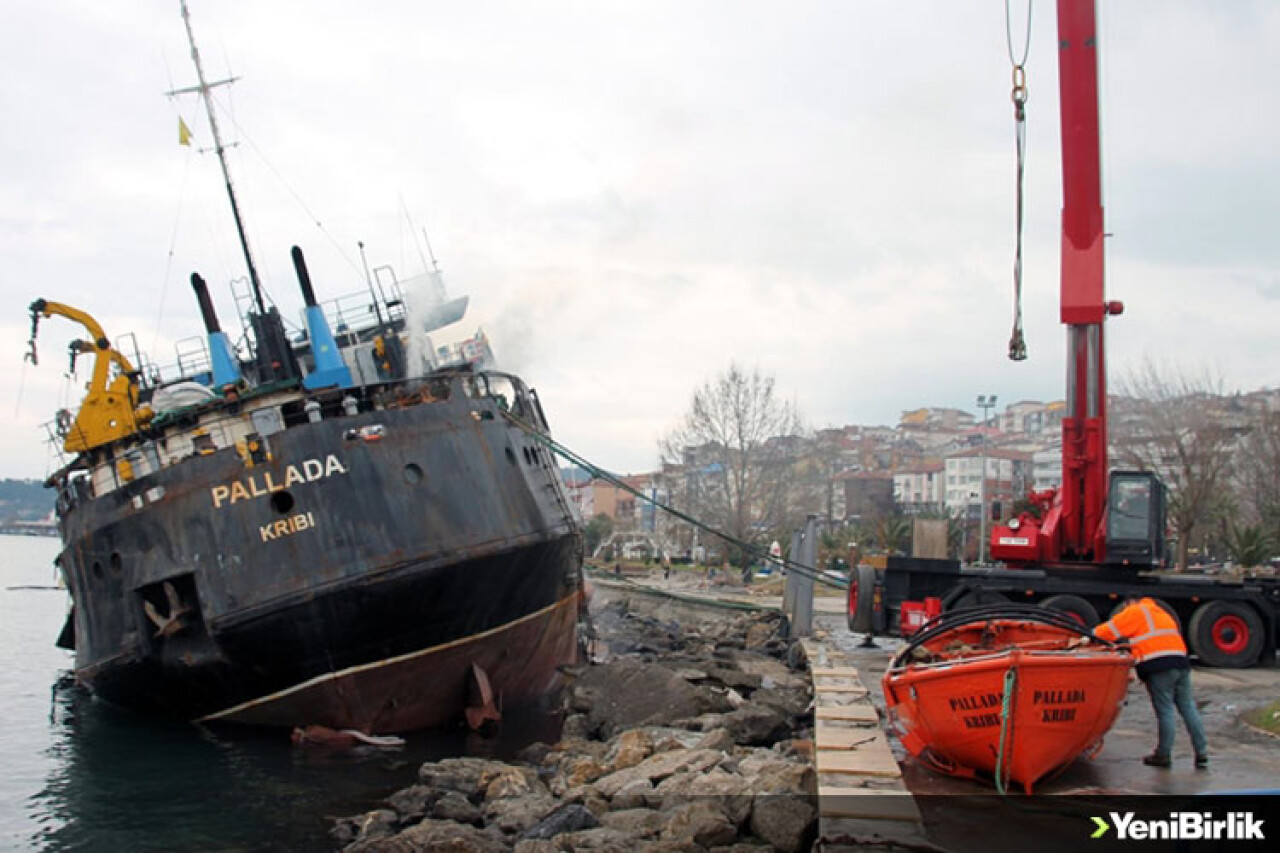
top-left (385, 785), bottom-right (436, 823)
top-left (704, 665), bottom-right (763, 691)
top-left (592, 749), bottom-right (724, 799)
top-left (573, 661), bottom-right (723, 738)
top-left (693, 728), bottom-right (736, 754)
top-left (522, 802), bottom-right (601, 840)
top-left (336, 809), bottom-right (398, 849)
top-left (555, 826), bottom-right (635, 852)
top-left (418, 757), bottom-right (523, 799)
top-left (561, 713), bottom-right (597, 741)
top-left (344, 817), bottom-right (509, 853)
top-left (750, 686), bottom-right (811, 719)
top-left (737, 755), bottom-right (815, 797)
top-left (513, 841), bottom-right (559, 853)
top-left (599, 807), bottom-right (666, 838)
top-left (721, 704), bottom-right (790, 746)
top-left (608, 778), bottom-right (655, 811)
top-left (748, 795), bottom-right (816, 853)
top-left (432, 790), bottom-right (483, 826)
top-left (483, 765), bottom-right (548, 801)
top-left (653, 768), bottom-right (751, 826)
top-left (660, 800), bottom-right (738, 848)
top-left (483, 792), bottom-right (558, 836)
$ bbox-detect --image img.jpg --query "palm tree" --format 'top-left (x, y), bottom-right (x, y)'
top-left (1227, 523), bottom-right (1271, 568)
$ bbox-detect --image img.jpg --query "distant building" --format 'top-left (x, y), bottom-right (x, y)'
top-left (893, 461), bottom-right (946, 514)
top-left (841, 470), bottom-right (896, 521)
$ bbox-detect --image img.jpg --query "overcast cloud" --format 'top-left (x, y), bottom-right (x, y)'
top-left (2, 1), bottom-right (1277, 480)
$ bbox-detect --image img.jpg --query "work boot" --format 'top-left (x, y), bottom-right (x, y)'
top-left (1195, 754), bottom-right (1209, 769)
top-left (1142, 753), bottom-right (1171, 768)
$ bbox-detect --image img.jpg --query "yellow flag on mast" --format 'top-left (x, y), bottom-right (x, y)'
top-left (178, 116), bottom-right (193, 146)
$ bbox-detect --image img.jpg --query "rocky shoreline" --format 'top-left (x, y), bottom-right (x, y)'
top-left (331, 599), bottom-right (818, 852)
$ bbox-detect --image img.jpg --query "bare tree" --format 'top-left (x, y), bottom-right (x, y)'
top-left (1234, 407), bottom-right (1280, 550)
top-left (1112, 360), bottom-right (1239, 570)
top-left (660, 364), bottom-right (807, 563)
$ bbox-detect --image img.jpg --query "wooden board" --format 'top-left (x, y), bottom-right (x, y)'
top-left (816, 749), bottom-right (903, 778)
top-left (813, 684), bottom-right (869, 695)
top-left (811, 667), bottom-right (862, 678)
top-left (815, 704), bottom-right (879, 723)
top-left (817, 725), bottom-right (886, 749)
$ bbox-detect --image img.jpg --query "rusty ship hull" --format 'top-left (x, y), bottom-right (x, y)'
top-left (51, 371), bottom-right (584, 733)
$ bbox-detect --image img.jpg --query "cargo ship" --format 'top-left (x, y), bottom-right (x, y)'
top-left (27, 0), bottom-right (584, 734)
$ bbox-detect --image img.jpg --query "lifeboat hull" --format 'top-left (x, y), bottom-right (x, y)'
top-left (883, 611), bottom-right (1132, 794)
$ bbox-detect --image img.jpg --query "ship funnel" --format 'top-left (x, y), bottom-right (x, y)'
top-left (292, 246), bottom-right (353, 390)
top-left (190, 273), bottom-right (242, 388)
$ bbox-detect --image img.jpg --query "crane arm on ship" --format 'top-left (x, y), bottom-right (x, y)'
top-left (27, 299), bottom-right (149, 453)
top-left (989, 0), bottom-right (1166, 569)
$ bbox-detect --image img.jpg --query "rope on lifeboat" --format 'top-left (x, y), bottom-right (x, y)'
top-left (994, 665), bottom-right (1018, 796)
top-left (888, 603), bottom-right (1120, 670)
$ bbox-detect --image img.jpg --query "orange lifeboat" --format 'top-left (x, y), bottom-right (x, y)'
top-left (882, 605), bottom-right (1132, 794)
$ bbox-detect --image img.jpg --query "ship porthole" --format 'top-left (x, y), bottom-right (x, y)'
top-left (403, 463), bottom-right (424, 484)
top-left (110, 553), bottom-right (122, 577)
top-left (270, 491), bottom-right (295, 514)
top-left (91, 561), bottom-right (104, 581)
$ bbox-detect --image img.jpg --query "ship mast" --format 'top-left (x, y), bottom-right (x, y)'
top-left (170, 0), bottom-right (267, 315)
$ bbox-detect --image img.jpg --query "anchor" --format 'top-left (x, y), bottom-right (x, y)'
top-left (464, 661), bottom-right (501, 731)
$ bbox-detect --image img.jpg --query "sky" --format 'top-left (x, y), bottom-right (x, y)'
top-left (2, 1), bottom-right (1277, 481)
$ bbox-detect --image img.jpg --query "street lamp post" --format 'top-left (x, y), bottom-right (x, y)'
top-left (976, 394), bottom-right (997, 564)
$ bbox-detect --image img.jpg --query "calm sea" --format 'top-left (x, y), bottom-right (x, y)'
top-left (0, 534), bottom-right (559, 852)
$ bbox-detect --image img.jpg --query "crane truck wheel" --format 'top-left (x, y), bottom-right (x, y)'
top-left (1041, 594), bottom-right (1099, 628)
top-left (1188, 601), bottom-right (1265, 668)
top-left (847, 564), bottom-right (877, 634)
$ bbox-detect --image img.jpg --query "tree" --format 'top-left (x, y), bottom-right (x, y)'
top-left (1234, 409), bottom-right (1280, 550)
top-left (583, 513), bottom-right (614, 557)
top-left (1226, 523), bottom-right (1271, 569)
top-left (660, 364), bottom-right (806, 564)
top-left (1112, 361), bottom-right (1240, 571)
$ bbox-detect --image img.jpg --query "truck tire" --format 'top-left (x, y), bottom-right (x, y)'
top-left (949, 589), bottom-right (1008, 611)
top-left (1188, 601), bottom-right (1265, 667)
top-left (1041, 594), bottom-right (1099, 628)
top-left (847, 564), bottom-right (877, 634)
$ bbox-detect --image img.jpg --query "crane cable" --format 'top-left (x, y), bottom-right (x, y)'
top-left (1007, 0), bottom-right (1032, 362)
top-left (500, 409), bottom-right (847, 591)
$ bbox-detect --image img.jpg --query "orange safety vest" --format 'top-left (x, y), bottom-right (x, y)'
top-left (1094, 598), bottom-right (1187, 663)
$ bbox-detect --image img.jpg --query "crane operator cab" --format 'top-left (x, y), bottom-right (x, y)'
top-left (1105, 471), bottom-right (1167, 568)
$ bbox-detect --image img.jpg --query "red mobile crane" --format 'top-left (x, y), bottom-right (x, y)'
top-left (847, 0), bottom-right (1280, 667)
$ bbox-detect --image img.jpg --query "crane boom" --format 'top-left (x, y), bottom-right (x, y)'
top-left (27, 299), bottom-right (147, 453)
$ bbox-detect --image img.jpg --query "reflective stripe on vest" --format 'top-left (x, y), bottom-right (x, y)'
top-left (1130, 600), bottom-right (1186, 662)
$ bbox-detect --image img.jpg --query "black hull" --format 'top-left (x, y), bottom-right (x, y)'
top-left (52, 372), bottom-right (583, 732)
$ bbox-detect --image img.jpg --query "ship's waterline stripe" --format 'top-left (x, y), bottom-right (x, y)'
top-left (196, 592), bottom-right (579, 723)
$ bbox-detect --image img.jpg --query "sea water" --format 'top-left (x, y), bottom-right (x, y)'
top-left (0, 534), bottom-right (557, 852)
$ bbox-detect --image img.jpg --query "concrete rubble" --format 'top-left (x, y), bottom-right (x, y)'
top-left (330, 601), bottom-right (819, 852)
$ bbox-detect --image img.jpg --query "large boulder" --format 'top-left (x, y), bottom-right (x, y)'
top-left (660, 800), bottom-right (738, 848)
top-left (748, 796), bottom-right (816, 853)
top-left (418, 757), bottom-right (525, 800)
top-left (521, 802), bottom-right (601, 840)
top-left (571, 661), bottom-right (731, 738)
top-left (592, 749), bottom-right (724, 799)
top-left (343, 818), bottom-right (509, 853)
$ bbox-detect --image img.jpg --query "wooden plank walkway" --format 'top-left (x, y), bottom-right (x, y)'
top-left (802, 636), bottom-right (931, 851)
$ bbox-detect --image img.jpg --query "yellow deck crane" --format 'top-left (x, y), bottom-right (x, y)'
top-left (26, 299), bottom-right (151, 453)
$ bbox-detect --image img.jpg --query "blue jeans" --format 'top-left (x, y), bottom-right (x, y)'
top-left (1144, 667), bottom-right (1208, 758)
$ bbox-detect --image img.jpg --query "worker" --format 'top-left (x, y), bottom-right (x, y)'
top-left (1094, 597), bottom-right (1208, 768)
